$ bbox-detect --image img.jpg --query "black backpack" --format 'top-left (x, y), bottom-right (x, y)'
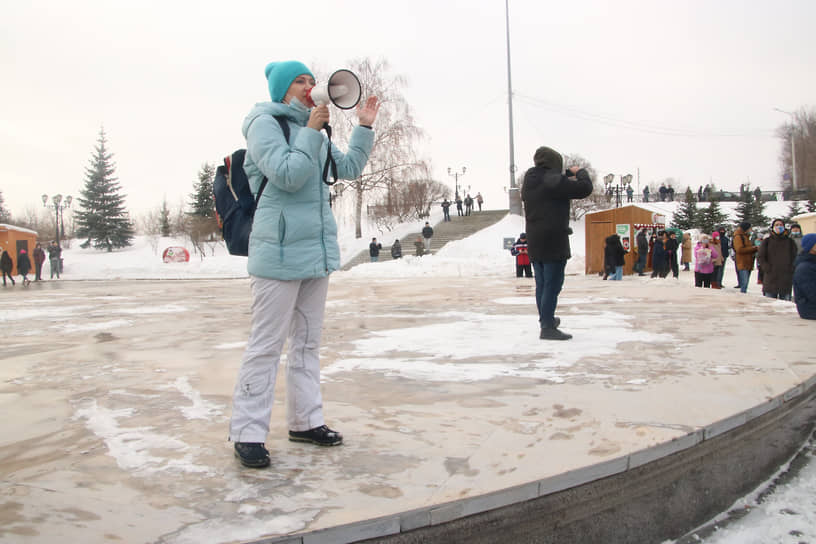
top-left (213, 116), bottom-right (289, 256)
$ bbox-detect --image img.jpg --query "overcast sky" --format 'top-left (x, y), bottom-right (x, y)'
top-left (2, 0), bottom-right (814, 220)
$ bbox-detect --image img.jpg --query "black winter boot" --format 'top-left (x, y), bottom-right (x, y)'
top-left (540, 327), bottom-right (572, 341)
top-left (289, 425), bottom-right (343, 446)
top-left (234, 442), bottom-right (270, 468)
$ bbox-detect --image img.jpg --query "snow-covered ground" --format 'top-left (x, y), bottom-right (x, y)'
top-left (16, 199), bottom-right (815, 540)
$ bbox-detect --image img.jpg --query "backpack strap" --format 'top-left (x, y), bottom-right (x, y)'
top-left (321, 124), bottom-right (338, 186)
top-left (253, 115), bottom-right (290, 207)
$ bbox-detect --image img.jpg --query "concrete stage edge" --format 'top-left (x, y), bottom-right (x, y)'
top-left (253, 380), bottom-right (816, 544)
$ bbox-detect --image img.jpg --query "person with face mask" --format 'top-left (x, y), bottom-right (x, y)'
top-left (789, 223), bottom-right (803, 253)
top-left (757, 218), bottom-right (798, 300)
top-left (694, 234), bottom-right (719, 288)
top-left (228, 61), bottom-right (380, 469)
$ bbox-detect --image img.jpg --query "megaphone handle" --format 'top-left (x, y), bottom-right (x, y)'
top-left (322, 123), bottom-right (338, 185)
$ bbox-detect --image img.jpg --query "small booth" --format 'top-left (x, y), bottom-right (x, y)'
top-left (584, 205), bottom-right (666, 276)
top-left (791, 211), bottom-right (816, 235)
top-left (0, 224), bottom-right (40, 275)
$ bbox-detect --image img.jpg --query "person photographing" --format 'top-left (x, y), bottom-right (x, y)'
top-left (522, 146), bottom-right (593, 340)
top-left (229, 61), bottom-right (379, 468)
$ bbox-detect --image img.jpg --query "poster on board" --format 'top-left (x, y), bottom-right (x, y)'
top-left (617, 224), bottom-right (631, 252)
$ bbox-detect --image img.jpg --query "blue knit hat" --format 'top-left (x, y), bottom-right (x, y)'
top-left (265, 61), bottom-right (314, 103)
top-left (802, 233), bottom-right (816, 254)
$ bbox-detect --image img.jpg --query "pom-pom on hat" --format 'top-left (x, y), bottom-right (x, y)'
top-left (802, 233), bottom-right (816, 254)
top-left (265, 61), bottom-right (314, 103)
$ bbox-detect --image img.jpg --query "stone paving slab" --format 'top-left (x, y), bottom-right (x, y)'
top-left (0, 274), bottom-right (814, 543)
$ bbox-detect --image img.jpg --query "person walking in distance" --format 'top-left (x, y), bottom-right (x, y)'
top-left (17, 249), bottom-right (32, 286)
top-left (390, 239), bottom-right (402, 259)
top-left (758, 218), bottom-right (798, 300)
top-left (476, 192), bottom-right (484, 211)
top-left (793, 234), bottom-right (816, 320)
top-left (421, 222), bottom-right (433, 253)
top-left (681, 232), bottom-right (692, 272)
top-left (733, 222), bottom-right (758, 293)
top-left (47, 241), bottom-right (61, 279)
top-left (33, 243), bottom-right (46, 281)
top-left (441, 198), bottom-right (451, 222)
top-left (369, 238), bottom-right (382, 262)
top-left (522, 146), bottom-right (593, 341)
top-left (1, 248), bottom-right (14, 286)
top-left (634, 228), bottom-right (648, 276)
top-left (511, 233), bottom-right (532, 278)
top-left (228, 60), bottom-right (380, 469)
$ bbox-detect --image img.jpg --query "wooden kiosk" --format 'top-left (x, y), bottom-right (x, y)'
top-left (0, 224), bottom-right (40, 275)
top-left (584, 205), bottom-right (666, 276)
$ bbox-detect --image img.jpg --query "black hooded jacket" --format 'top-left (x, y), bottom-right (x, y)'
top-left (604, 234), bottom-right (627, 269)
top-left (522, 164), bottom-right (593, 262)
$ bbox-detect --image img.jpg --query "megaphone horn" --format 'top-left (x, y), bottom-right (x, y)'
top-left (307, 69), bottom-right (362, 110)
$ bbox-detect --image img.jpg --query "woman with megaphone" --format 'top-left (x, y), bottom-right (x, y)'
top-left (229, 60), bottom-right (379, 469)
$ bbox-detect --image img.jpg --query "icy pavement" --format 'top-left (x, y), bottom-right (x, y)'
top-left (0, 274), bottom-right (814, 543)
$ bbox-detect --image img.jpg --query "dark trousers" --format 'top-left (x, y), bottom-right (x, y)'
top-left (670, 256), bottom-right (679, 278)
top-left (532, 260), bottom-right (566, 329)
top-left (443, 209), bottom-right (450, 221)
top-left (695, 271), bottom-right (713, 288)
top-left (35, 262), bottom-right (43, 281)
top-left (2, 270), bottom-right (14, 285)
top-left (634, 252), bottom-right (647, 273)
top-left (516, 263), bottom-right (532, 278)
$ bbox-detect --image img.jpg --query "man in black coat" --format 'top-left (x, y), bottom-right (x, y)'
top-left (634, 229), bottom-right (649, 275)
top-left (522, 146), bottom-right (593, 340)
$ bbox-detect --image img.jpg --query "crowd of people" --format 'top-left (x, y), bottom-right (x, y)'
top-left (440, 192), bottom-right (484, 221)
top-left (597, 219), bottom-right (815, 319)
top-left (1, 241), bottom-right (62, 286)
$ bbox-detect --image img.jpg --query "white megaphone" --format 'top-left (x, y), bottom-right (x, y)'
top-left (307, 69), bottom-right (362, 110)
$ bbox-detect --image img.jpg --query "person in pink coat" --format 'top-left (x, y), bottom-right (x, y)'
top-left (694, 234), bottom-right (720, 288)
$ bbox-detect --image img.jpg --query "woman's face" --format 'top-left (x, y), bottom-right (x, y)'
top-left (772, 220), bottom-right (785, 234)
top-left (283, 74), bottom-right (316, 105)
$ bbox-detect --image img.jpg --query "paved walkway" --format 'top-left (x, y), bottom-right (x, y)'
top-left (0, 274), bottom-right (813, 543)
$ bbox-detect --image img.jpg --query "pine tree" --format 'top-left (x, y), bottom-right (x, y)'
top-left (189, 163), bottom-right (216, 218)
top-left (785, 200), bottom-right (803, 222)
top-left (0, 190), bottom-right (12, 223)
top-left (734, 190), bottom-right (754, 227)
top-left (160, 198), bottom-right (171, 237)
top-left (698, 198), bottom-right (729, 235)
top-left (751, 196), bottom-right (770, 229)
top-left (671, 187), bottom-right (697, 230)
top-left (75, 128), bottom-right (135, 251)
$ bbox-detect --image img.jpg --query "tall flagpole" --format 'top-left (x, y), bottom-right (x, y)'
top-left (505, 0), bottom-right (522, 215)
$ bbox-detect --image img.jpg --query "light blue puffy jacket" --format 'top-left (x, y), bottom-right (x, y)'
top-left (241, 100), bottom-right (373, 280)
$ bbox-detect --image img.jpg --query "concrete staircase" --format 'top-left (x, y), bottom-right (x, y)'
top-left (341, 209), bottom-right (509, 270)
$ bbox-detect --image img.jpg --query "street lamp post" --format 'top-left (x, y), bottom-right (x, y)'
top-left (603, 174), bottom-right (632, 208)
top-left (42, 193), bottom-right (72, 249)
top-left (447, 167), bottom-right (466, 200)
top-left (774, 107), bottom-right (799, 192)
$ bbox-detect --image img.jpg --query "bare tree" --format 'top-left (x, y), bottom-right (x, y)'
top-left (777, 107), bottom-right (816, 198)
top-left (562, 153), bottom-right (601, 220)
top-left (321, 58), bottom-right (428, 238)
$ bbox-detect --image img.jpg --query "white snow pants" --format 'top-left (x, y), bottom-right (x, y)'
top-left (229, 275), bottom-right (329, 443)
